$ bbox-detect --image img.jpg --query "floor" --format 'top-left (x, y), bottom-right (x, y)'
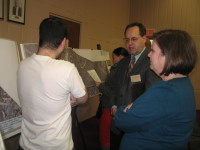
top-left (73, 116), bottom-right (101, 150)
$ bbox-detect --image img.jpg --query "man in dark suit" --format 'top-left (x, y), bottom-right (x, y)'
top-left (110, 22), bottom-right (160, 150)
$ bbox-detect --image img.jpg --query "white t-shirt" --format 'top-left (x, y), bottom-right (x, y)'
top-left (17, 53), bottom-right (86, 150)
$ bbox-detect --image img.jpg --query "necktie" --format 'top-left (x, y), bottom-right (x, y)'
top-left (128, 56), bottom-right (135, 74)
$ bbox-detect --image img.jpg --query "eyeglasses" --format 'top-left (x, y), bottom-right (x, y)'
top-left (123, 37), bottom-right (141, 43)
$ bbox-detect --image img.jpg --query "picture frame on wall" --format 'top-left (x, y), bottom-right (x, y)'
top-left (0, 0), bottom-right (3, 19)
top-left (8, 0), bottom-right (26, 24)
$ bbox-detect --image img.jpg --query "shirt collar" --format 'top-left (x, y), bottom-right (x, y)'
top-left (131, 47), bottom-right (146, 63)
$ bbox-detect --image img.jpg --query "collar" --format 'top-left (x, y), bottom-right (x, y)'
top-left (131, 47), bottom-right (146, 63)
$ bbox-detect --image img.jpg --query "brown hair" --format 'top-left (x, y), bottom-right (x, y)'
top-left (153, 29), bottom-right (197, 76)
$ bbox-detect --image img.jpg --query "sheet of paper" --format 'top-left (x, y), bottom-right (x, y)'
top-left (87, 70), bottom-right (101, 82)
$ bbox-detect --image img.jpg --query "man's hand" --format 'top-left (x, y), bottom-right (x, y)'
top-left (95, 81), bottom-right (101, 87)
top-left (70, 94), bottom-right (77, 105)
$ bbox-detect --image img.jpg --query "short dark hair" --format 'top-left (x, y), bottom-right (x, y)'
top-left (124, 22), bottom-right (146, 37)
top-left (153, 29), bottom-right (197, 76)
top-left (113, 47), bottom-right (129, 57)
top-left (39, 17), bottom-right (67, 49)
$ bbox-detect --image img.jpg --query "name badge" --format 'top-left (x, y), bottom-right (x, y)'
top-left (130, 74), bottom-right (141, 83)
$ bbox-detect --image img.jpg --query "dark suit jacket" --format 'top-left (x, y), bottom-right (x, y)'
top-left (110, 48), bottom-right (160, 108)
top-left (98, 62), bottom-right (119, 108)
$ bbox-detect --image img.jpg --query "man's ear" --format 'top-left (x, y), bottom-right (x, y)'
top-left (57, 38), bottom-right (66, 54)
top-left (60, 38), bottom-right (66, 49)
top-left (143, 35), bottom-right (147, 43)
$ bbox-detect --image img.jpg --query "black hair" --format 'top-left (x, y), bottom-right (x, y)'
top-left (39, 17), bottom-right (67, 50)
top-left (113, 47), bottom-right (129, 57)
top-left (124, 22), bottom-right (146, 37)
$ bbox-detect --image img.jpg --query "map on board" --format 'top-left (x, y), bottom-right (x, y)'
top-left (20, 43), bottom-right (110, 97)
top-left (59, 47), bottom-right (109, 97)
top-left (20, 43), bottom-right (39, 59)
top-left (0, 87), bottom-right (22, 139)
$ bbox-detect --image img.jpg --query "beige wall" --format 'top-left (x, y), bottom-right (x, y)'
top-left (0, 0), bottom-right (130, 53)
top-left (130, 0), bottom-right (200, 109)
top-left (0, 0), bottom-right (131, 121)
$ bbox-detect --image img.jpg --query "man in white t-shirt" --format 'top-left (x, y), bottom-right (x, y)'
top-left (17, 17), bottom-right (88, 150)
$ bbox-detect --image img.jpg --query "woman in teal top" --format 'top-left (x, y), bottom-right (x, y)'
top-left (115, 29), bottom-right (197, 150)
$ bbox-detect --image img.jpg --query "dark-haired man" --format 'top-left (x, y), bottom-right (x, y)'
top-left (17, 17), bottom-right (88, 150)
top-left (110, 22), bottom-right (160, 150)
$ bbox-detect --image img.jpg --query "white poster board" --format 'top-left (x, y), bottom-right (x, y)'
top-left (0, 38), bottom-right (20, 105)
top-left (0, 38), bottom-right (22, 139)
top-left (73, 48), bottom-right (110, 61)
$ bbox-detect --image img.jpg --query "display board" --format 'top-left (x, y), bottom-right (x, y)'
top-left (0, 38), bottom-right (22, 139)
top-left (20, 43), bottom-right (38, 60)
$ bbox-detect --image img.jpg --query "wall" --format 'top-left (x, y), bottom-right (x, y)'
top-left (130, 0), bottom-right (200, 109)
top-left (0, 0), bottom-right (131, 122)
top-left (0, 0), bottom-right (130, 54)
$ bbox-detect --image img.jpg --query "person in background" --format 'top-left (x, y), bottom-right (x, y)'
top-left (17, 17), bottom-right (88, 150)
top-left (115, 29), bottom-right (197, 150)
top-left (110, 22), bottom-right (160, 150)
top-left (96, 47), bottom-right (129, 150)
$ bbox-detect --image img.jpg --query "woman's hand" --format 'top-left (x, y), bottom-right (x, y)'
top-left (123, 103), bottom-right (133, 112)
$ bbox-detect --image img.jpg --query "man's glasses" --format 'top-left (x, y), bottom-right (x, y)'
top-left (123, 37), bottom-right (141, 43)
